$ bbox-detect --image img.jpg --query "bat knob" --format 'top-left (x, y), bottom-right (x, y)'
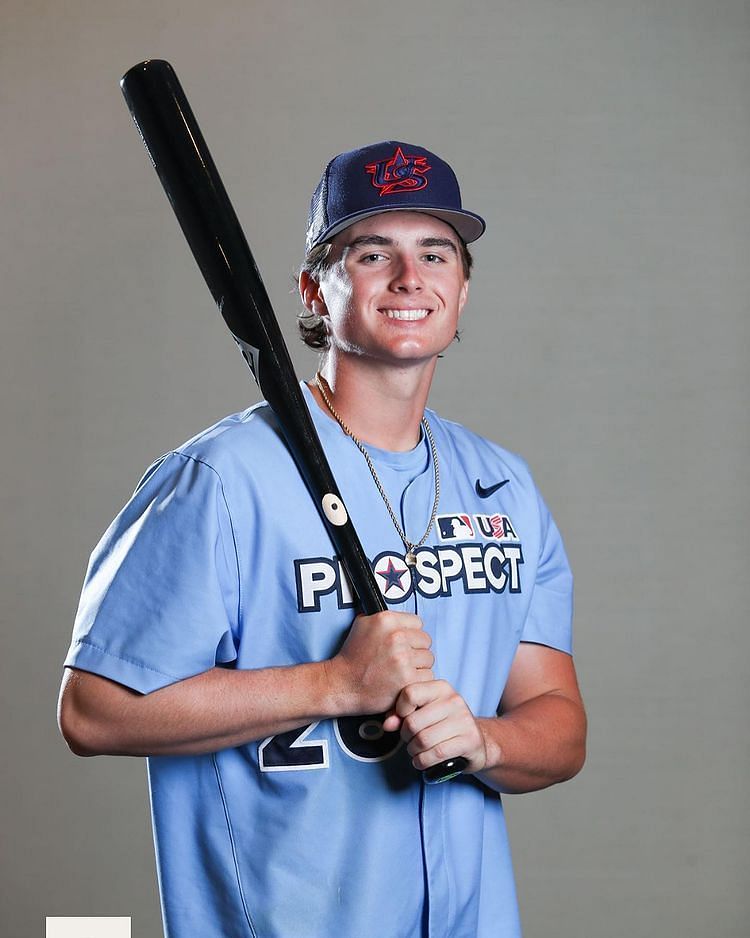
top-left (423, 756), bottom-right (469, 785)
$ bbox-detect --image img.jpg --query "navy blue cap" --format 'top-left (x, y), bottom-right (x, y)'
top-left (306, 141), bottom-right (486, 252)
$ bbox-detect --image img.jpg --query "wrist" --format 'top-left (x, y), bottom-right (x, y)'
top-left (319, 656), bottom-right (358, 718)
top-left (476, 717), bottom-right (505, 773)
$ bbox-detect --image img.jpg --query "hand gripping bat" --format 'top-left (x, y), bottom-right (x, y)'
top-left (120, 59), bottom-right (468, 784)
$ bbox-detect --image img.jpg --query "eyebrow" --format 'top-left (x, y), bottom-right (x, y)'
top-left (347, 235), bottom-right (393, 249)
top-left (345, 234), bottom-right (458, 255)
top-left (419, 237), bottom-right (458, 255)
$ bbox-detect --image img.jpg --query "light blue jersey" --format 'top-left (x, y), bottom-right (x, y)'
top-left (66, 384), bottom-right (573, 938)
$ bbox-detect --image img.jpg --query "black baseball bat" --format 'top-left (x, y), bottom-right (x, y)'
top-left (120, 59), bottom-right (467, 784)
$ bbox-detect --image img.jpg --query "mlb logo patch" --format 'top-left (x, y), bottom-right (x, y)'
top-left (46, 918), bottom-right (131, 938)
top-left (437, 514), bottom-right (475, 540)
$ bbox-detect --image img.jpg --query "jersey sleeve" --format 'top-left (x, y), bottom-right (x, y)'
top-left (519, 486), bottom-right (574, 654)
top-left (64, 451), bottom-right (240, 693)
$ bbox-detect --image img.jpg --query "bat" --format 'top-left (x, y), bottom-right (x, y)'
top-left (119, 59), bottom-right (467, 784)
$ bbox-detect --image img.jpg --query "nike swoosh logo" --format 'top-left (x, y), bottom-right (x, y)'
top-left (475, 478), bottom-right (510, 498)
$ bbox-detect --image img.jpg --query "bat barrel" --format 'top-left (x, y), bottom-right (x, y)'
top-left (121, 60), bottom-right (271, 351)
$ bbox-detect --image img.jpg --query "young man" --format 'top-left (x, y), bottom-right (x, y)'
top-left (59, 141), bottom-right (586, 938)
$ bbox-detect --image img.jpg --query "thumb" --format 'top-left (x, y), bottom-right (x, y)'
top-left (382, 710), bottom-right (402, 733)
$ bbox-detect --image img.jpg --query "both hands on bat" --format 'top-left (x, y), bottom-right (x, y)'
top-left (60, 608), bottom-right (584, 790)
top-left (327, 610), bottom-right (488, 775)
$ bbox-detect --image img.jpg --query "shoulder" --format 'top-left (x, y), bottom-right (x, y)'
top-left (133, 400), bottom-right (285, 498)
top-left (425, 410), bottom-right (533, 484)
top-left (167, 400), bottom-right (282, 468)
top-left (179, 400), bottom-right (281, 462)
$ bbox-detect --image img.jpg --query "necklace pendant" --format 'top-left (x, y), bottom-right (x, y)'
top-left (405, 551), bottom-right (417, 567)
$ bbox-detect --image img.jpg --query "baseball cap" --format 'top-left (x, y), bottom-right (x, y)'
top-left (306, 141), bottom-right (486, 252)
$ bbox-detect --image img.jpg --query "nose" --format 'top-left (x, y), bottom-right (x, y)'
top-left (389, 254), bottom-right (423, 292)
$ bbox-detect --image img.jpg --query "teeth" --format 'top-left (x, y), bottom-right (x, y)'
top-left (381, 309), bottom-right (430, 321)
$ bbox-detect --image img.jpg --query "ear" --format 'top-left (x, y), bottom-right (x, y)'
top-left (457, 279), bottom-right (469, 319)
top-left (299, 270), bottom-right (328, 318)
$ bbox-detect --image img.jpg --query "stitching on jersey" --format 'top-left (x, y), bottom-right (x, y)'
top-left (169, 451), bottom-right (244, 634)
top-left (212, 753), bottom-right (258, 938)
top-left (441, 785), bottom-right (456, 933)
top-left (71, 640), bottom-right (180, 679)
top-left (214, 466), bottom-right (243, 632)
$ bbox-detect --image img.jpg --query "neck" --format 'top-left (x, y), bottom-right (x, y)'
top-left (310, 354), bottom-right (436, 451)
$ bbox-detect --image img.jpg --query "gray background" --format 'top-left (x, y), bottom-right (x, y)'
top-left (1, 1), bottom-right (747, 936)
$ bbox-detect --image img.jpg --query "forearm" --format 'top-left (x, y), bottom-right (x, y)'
top-left (59, 661), bottom-right (349, 758)
top-left (60, 610), bottom-right (434, 759)
top-left (475, 692), bottom-right (587, 794)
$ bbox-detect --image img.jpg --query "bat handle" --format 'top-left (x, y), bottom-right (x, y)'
top-left (358, 592), bottom-right (467, 784)
top-left (354, 567), bottom-right (468, 784)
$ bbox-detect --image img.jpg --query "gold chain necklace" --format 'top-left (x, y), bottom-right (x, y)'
top-left (314, 372), bottom-right (440, 567)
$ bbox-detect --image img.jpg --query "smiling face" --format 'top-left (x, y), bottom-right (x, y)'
top-left (302, 212), bottom-right (469, 369)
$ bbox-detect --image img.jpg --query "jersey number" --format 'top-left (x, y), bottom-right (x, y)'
top-left (258, 716), bottom-right (401, 772)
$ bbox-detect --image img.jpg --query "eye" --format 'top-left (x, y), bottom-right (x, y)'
top-left (422, 253), bottom-right (445, 263)
top-left (360, 252), bottom-right (387, 263)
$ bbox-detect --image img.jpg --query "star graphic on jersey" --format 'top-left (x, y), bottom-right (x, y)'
top-left (376, 557), bottom-right (409, 594)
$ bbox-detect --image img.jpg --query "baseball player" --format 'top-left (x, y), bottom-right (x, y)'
top-left (59, 141), bottom-right (586, 938)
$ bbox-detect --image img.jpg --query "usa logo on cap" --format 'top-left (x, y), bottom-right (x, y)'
top-left (365, 146), bottom-right (431, 196)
